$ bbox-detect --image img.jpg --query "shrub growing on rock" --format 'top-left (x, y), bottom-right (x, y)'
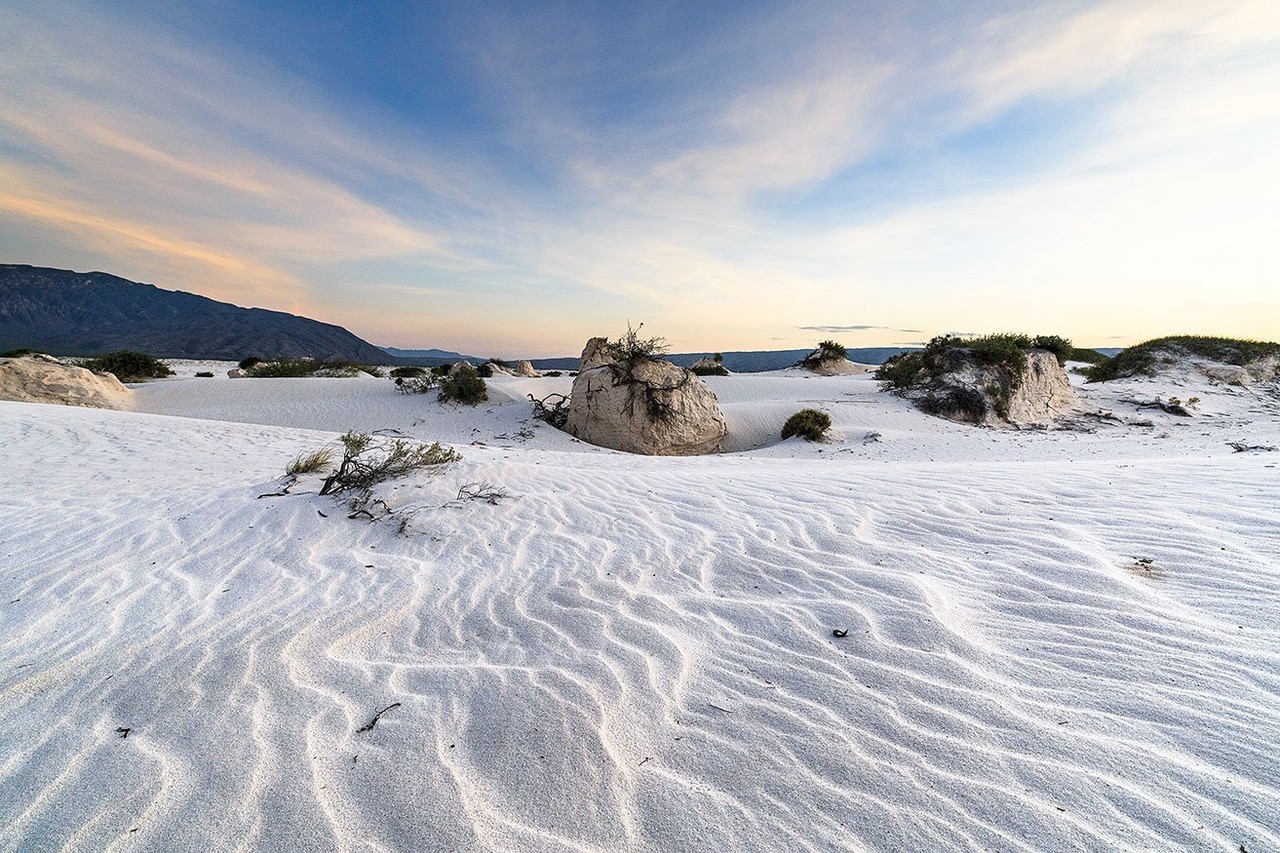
top-left (781, 408), bottom-right (832, 441)
top-left (1086, 336), bottom-right (1280, 382)
top-left (82, 350), bottom-right (173, 381)
top-left (605, 323), bottom-right (669, 370)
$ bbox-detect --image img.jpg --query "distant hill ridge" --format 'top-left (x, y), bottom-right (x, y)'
top-left (0, 264), bottom-right (392, 362)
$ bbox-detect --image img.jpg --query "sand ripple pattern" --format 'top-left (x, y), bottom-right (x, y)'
top-left (1, 403), bottom-right (1278, 851)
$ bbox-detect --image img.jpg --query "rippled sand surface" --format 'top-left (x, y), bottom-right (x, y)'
top-left (2, 368), bottom-right (1278, 851)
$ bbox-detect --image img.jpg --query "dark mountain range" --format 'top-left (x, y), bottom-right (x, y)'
top-left (0, 264), bottom-right (392, 362)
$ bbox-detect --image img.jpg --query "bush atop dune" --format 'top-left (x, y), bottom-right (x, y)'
top-left (439, 363), bottom-right (487, 404)
top-left (800, 340), bottom-right (846, 368)
top-left (875, 333), bottom-right (1071, 392)
top-left (781, 408), bottom-right (832, 441)
top-left (1086, 336), bottom-right (1280, 382)
top-left (82, 350), bottom-right (173, 381)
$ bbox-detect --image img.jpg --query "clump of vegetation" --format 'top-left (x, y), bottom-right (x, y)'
top-left (246, 357), bottom-right (360, 377)
top-left (82, 350), bottom-right (173, 381)
top-left (390, 366), bottom-right (427, 378)
top-left (781, 408), bottom-right (832, 441)
top-left (529, 392), bottom-right (570, 428)
top-left (691, 362), bottom-right (729, 377)
top-left (1, 348), bottom-right (40, 358)
top-left (876, 333), bottom-right (1069, 391)
top-left (361, 365), bottom-right (385, 378)
top-left (394, 374), bottom-right (441, 394)
top-left (431, 364), bottom-right (451, 377)
top-left (599, 323), bottom-right (692, 424)
top-left (476, 362), bottom-right (494, 378)
top-left (195, 371), bottom-right (214, 378)
top-left (1085, 336), bottom-right (1280, 382)
top-left (874, 333), bottom-right (1074, 422)
top-left (1063, 347), bottom-right (1109, 366)
top-left (319, 432), bottom-right (461, 495)
top-left (285, 447), bottom-right (334, 475)
top-left (439, 363), bottom-right (487, 404)
top-left (238, 356), bottom-right (263, 370)
top-left (801, 340), bottom-right (847, 368)
top-left (605, 323), bottom-right (669, 371)
top-left (545, 370), bottom-right (563, 377)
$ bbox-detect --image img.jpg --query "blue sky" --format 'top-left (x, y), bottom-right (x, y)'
top-left (1, 1), bottom-right (1277, 356)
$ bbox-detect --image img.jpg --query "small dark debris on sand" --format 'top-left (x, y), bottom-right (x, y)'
top-left (356, 702), bottom-right (401, 733)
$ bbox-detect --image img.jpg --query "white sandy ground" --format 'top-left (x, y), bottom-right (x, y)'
top-left (1, 365), bottom-right (1279, 851)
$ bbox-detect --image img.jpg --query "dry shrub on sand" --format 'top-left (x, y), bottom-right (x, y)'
top-left (319, 432), bottom-right (461, 495)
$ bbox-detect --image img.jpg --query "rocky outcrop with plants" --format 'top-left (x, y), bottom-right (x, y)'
top-left (564, 326), bottom-right (727, 455)
top-left (876, 334), bottom-right (1078, 426)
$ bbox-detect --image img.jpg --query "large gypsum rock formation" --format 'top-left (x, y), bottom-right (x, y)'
top-left (1090, 336), bottom-right (1280, 386)
top-left (564, 337), bottom-right (728, 455)
top-left (0, 355), bottom-right (132, 409)
top-left (514, 360), bottom-right (540, 377)
top-left (881, 340), bottom-right (1079, 427)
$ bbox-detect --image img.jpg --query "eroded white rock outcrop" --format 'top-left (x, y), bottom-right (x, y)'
top-left (564, 338), bottom-right (727, 455)
top-left (0, 356), bottom-right (132, 409)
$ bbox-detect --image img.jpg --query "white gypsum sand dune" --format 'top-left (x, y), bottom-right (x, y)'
top-left (1, 366), bottom-right (1278, 851)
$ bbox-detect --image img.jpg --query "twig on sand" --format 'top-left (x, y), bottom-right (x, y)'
top-left (638, 756), bottom-right (652, 766)
top-left (356, 702), bottom-right (401, 733)
top-left (115, 727), bottom-right (131, 739)
top-left (1228, 442), bottom-right (1277, 453)
top-left (257, 474), bottom-right (299, 499)
top-left (707, 703), bottom-right (733, 714)
top-left (832, 628), bottom-right (849, 638)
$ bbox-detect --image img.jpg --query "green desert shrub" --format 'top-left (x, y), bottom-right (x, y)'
top-left (875, 333), bottom-right (1070, 392)
top-left (1064, 347), bottom-right (1110, 366)
top-left (247, 357), bottom-right (359, 377)
top-left (545, 370), bottom-right (563, 377)
top-left (691, 362), bottom-right (729, 376)
top-left (476, 362), bottom-right (494, 378)
top-left (439, 363), bottom-right (487, 404)
top-left (1086, 336), bottom-right (1280, 382)
top-left (801, 340), bottom-right (847, 367)
top-left (1, 348), bottom-right (39, 358)
top-left (390, 366), bottom-right (427, 378)
top-left (874, 352), bottom-right (926, 389)
top-left (319, 432), bottom-right (461, 495)
top-left (781, 408), bottom-right (832, 441)
top-left (195, 371), bottom-right (214, 378)
top-left (82, 350), bottom-right (173, 381)
top-left (431, 364), bottom-right (451, 377)
top-left (238, 356), bottom-right (263, 370)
